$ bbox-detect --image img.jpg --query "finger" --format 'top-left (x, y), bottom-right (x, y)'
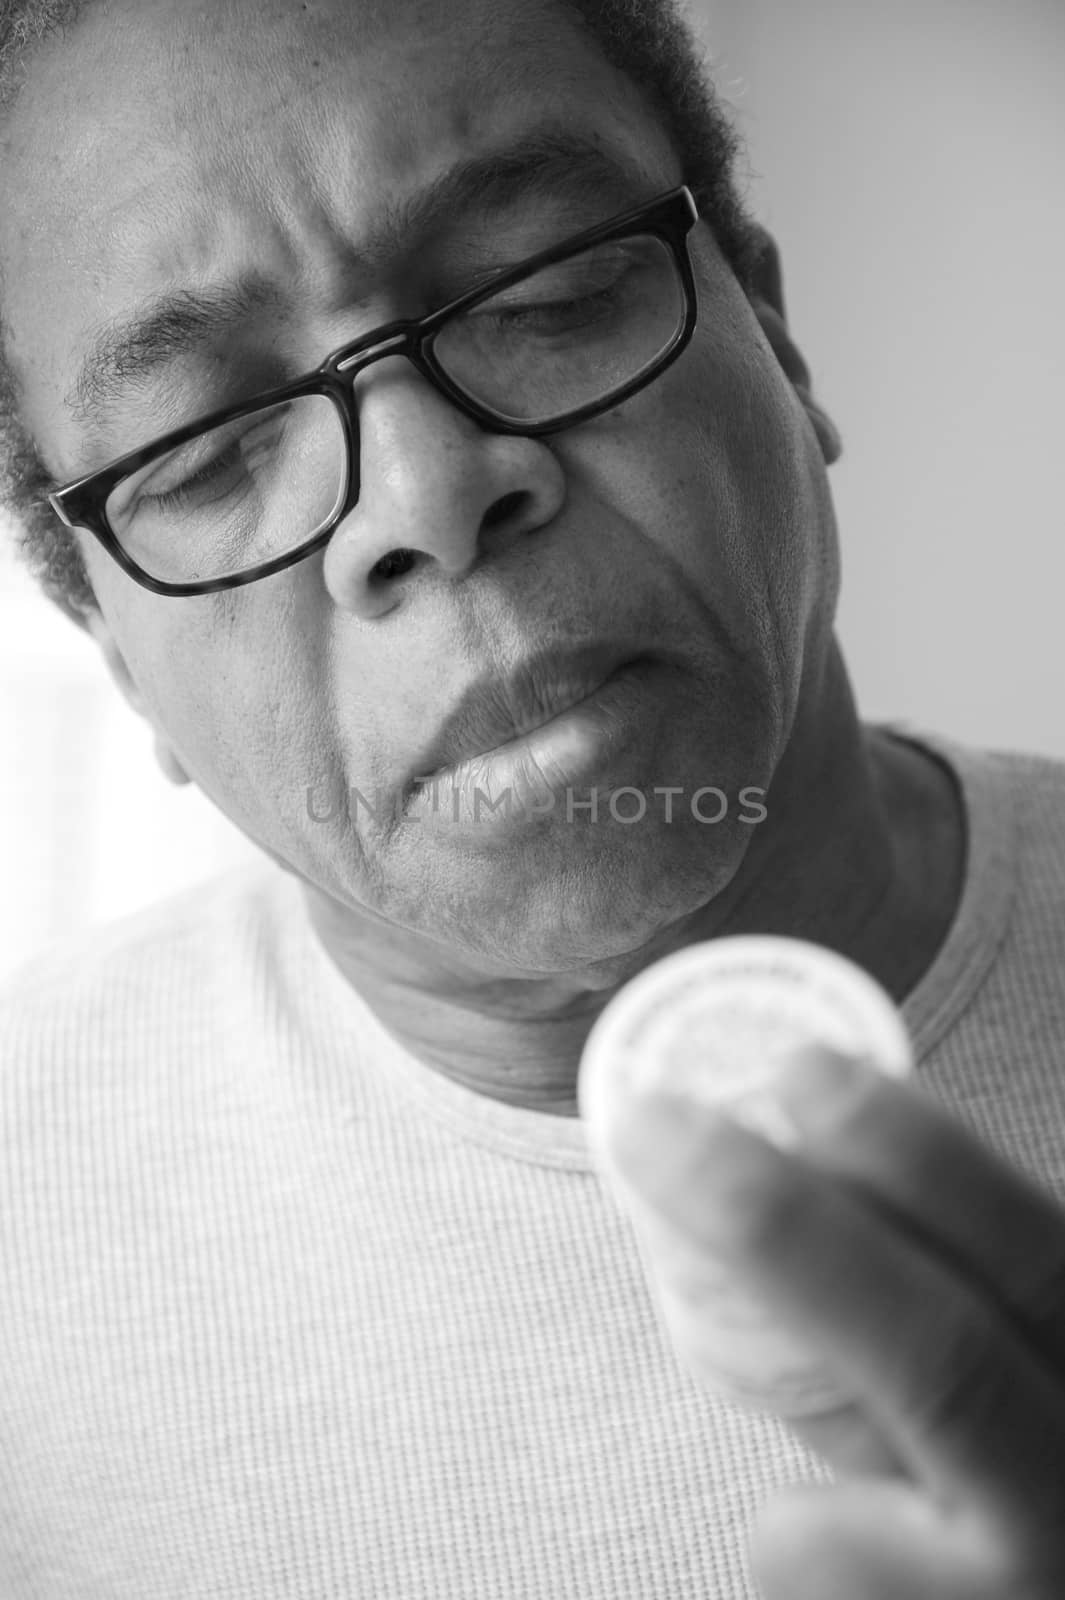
top-left (787, 1398), bottom-right (909, 1480)
top-left (750, 1480), bottom-right (1004, 1600)
top-left (766, 1049), bottom-right (1065, 1379)
top-left (625, 1095), bottom-right (1065, 1532)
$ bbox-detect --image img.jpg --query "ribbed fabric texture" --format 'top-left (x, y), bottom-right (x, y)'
top-left (2, 720), bottom-right (1064, 1600)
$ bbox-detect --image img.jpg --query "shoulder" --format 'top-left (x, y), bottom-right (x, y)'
top-left (970, 738), bottom-right (1065, 857)
top-left (920, 729), bottom-right (1065, 982)
top-left (886, 722), bottom-right (1065, 851)
top-left (0, 856), bottom-right (287, 1061)
top-left (877, 722), bottom-right (1065, 960)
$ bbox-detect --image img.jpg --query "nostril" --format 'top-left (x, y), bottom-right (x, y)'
top-left (372, 549), bottom-right (418, 582)
top-left (485, 490), bottom-right (526, 529)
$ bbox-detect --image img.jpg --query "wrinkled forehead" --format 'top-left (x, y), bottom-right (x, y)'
top-left (0, 0), bottom-right (679, 457)
top-left (0, 0), bottom-right (568, 271)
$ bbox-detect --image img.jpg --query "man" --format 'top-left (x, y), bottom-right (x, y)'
top-left (1, 0), bottom-right (1063, 1595)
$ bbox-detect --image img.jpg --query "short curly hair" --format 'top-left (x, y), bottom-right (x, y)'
top-left (0, 0), bottom-right (765, 628)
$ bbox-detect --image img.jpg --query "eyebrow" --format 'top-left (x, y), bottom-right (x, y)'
top-left (65, 125), bottom-right (661, 445)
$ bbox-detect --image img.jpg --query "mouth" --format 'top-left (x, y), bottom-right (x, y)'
top-left (413, 673), bottom-right (629, 785)
top-left (408, 642), bottom-right (649, 795)
top-left (404, 657), bottom-right (657, 830)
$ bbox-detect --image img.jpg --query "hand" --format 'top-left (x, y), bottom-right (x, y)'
top-left (625, 1050), bottom-right (1065, 1599)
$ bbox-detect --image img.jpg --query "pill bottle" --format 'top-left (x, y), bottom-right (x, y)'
top-left (577, 935), bottom-right (914, 1416)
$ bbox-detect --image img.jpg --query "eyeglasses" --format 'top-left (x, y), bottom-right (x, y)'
top-left (48, 186), bottom-right (700, 598)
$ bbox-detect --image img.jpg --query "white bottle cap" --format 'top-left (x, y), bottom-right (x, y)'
top-left (577, 935), bottom-right (914, 1416)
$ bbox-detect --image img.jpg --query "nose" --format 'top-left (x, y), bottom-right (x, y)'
top-left (321, 356), bottom-right (567, 618)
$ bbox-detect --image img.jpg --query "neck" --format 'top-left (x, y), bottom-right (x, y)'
top-left (304, 642), bottom-right (965, 1115)
top-left (706, 648), bottom-right (964, 997)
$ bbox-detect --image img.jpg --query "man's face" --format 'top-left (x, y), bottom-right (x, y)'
top-left (0, 0), bottom-right (837, 979)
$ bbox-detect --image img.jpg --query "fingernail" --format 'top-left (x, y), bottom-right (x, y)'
top-left (757, 1046), bottom-right (868, 1134)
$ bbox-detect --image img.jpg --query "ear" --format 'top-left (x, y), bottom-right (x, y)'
top-left (748, 225), bottom-right (843, 467)
top-left (84, 608), bottom-right (192, 787)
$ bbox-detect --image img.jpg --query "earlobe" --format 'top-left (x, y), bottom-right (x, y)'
top-left (152, 734), bottom-right (192, 787)
top-left (801, 395), bottom-right (844, 467)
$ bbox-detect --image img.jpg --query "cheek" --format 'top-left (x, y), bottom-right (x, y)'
top-left (84, 536), bottom-right (370, 830)
top-left (677, 306), bottom-right (836, 650)
top-left (152, 591), bottom-right (348, 819)
top-left (85, 560), bottom-right (293, 781)
top-left (589, 312), bottom-right (818, 658)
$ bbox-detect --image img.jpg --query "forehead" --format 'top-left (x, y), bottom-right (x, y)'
top-left (0, 0), bottom-right (680, 464)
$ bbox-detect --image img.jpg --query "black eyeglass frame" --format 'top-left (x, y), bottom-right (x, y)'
top-left (47, 184), bottom-right (700, 598)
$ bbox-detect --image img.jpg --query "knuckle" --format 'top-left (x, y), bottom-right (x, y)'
top-left (905, 1305), bottom-right (1002, 1440)
top-left (724, 1160), bottom-right (812, 1263)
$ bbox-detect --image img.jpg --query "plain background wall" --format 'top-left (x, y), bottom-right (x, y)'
top-left (2, 0), bottom-right (1063, 976)
top-left (698, 0), bottom-right (1065, 753)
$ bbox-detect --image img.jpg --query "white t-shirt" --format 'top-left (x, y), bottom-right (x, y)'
top-left (2, 722), bottom-right (1062, 1600)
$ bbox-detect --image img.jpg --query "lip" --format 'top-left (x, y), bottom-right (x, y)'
top-left (405, 659), bottom-right (656, 833)
top-left (407, 641), bottom-right (649, 794)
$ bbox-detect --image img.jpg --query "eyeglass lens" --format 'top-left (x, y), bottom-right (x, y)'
top-left (104, 231), bottom-right (686, 585)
